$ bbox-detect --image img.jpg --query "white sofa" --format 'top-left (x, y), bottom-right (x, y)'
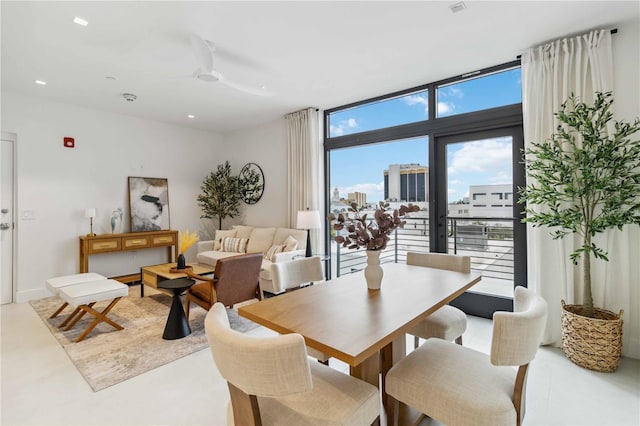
top-left (196, 225), bottom-right (307, 295)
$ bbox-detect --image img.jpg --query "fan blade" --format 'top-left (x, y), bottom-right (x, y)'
top-left (218, 78), bottom-right (275, 97)
top-left (189, 34), bottom-right (213, 72)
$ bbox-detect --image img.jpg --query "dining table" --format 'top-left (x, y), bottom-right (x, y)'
top-left (238, 262), bottom-right (481, 423)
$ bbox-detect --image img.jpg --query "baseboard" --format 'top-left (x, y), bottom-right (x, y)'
top-left (15, 287), bottom-right (52, 304)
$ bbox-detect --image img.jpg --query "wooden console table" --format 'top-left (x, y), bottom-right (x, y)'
top-left (79, 230), bottom-right (178, 284)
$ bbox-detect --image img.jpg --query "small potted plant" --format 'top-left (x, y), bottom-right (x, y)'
top-left (518, 91), bottom-right (640, 371)
top-left (328, 201), bottom-right (419, 289)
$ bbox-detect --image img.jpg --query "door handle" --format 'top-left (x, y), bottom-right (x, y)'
top-left (0, 223), bottom-right (10, 230)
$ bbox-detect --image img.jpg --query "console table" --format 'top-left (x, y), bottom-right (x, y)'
top-left (79, 230), bottom-right (178, 284)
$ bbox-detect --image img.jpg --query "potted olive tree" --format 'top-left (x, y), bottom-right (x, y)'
top-left (519, 91), bottom-right (640, 371)
top-left (197, 161), bottom-right (242, 230)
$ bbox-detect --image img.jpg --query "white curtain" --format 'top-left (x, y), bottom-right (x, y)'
top-left (285, 108), bottom-right (323, 254)
top-left (521, 29), bottom-right (639, 357)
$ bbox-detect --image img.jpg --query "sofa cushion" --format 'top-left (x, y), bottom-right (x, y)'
top-left (265, 244), bottom-right (285, 261)
top-left (197, 250), bottom-right (241, 267)
top-left (221, 237), bottom-right (248, 253)
top-left (273, 228), bottom-right (307, 251)
top-left (232, 225), bottom-right (254, 240)
top-left (247, 227), bottom-right (276, 254)
top-left (283, 235), bottom-right (298, 252)
top-left (214, 229), bottom-right (237, 250)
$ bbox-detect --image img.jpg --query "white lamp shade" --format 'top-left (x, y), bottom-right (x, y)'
top-left (296, 210), bottom-right (321, 230)
top-left (84, 208), bottom-right (96, 218)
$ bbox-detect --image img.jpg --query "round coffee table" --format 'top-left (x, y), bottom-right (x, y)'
top-left (158, 277), bottom-right (196, 340)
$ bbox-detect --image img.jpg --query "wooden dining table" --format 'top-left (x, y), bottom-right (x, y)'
top-left (238, 262), bottom-right (481, 422)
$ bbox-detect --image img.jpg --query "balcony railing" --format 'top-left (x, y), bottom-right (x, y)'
top-left (332, 216), bottom-right (515, 296)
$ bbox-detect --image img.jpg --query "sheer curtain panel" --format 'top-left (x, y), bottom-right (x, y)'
top-left (285, 108), bottom-right (323, 254)
top-left (521, 29), bottom-right (639, 357)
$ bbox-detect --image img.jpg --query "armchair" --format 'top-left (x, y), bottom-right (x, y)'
top-left (184, 253), bottom-right (263, 319)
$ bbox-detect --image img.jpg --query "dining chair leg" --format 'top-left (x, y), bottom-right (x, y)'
top-left (413, 336), bottom-right (420, 349)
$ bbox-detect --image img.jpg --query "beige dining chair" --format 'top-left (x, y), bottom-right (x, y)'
top-left (386, 286), bottom-right (548, 426)
top-left (271, 257), bottom-right (330, 364)
top-left (205, 303), bottom-right (380, 425)
top-left (406, 252), bottom-right (470, 348)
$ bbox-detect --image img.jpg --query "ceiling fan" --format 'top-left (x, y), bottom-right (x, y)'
top-left (190, 34), bottom-right (274, 97)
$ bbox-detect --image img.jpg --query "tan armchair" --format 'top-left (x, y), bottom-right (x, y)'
top-left (386, 286), bottom-right (548, 426)
top-left (184, 253), bottom-right (263, 319)
top-left (205, 303), bottom-right (380, 425)
top-left (406, 252), bottom-right (470, 348)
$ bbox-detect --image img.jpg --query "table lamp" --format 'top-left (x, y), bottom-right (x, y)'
top-left (85, 208), bottom-right (96, 237)
top-left (296, 209), bottom-right (321, 257)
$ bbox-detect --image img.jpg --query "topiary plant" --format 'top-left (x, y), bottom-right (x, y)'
top-left (197, 161), bottom-right (242, 230)
top-left (518, 91), bottom-right (640, 318)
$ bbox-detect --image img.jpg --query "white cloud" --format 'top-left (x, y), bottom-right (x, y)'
top-left (440, 86), bottom-right (464, 99)
top-left (404, 94), bottom-right (428, 116)
top-left (330, 117), bottom-right (359, 136)
top-left (448, 137), bottom-right (512, 176)
top-left (404, 95), bottom-right (427, 106)
top-left (337, 182), bottom-right (385, 202)
top-left (437, 101), bottom-right (454, 115)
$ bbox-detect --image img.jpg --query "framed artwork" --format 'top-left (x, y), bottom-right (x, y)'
top-left (239, 162), bottom-right (265, 204)
top-left (128, 177), bottom-right (170, 232)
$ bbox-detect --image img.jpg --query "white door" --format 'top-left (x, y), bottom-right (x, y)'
top-left (1, 133), bottom-right (15, 304)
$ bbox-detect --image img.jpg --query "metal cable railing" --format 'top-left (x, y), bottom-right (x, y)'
top-left (333, 217), bottom-right (515, 285)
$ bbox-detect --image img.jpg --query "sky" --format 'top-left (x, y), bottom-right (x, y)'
top-left (329, 68), bottom-right (521, 203)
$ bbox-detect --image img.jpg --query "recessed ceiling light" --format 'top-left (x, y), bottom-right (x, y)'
top-left (73, 16), bottom-right (89, 26)
top-left (187, 115), bottom-right (195, 119)
top-left (35, 80), bottom-right (47, 85)
top-left (449, 2), bottom-right (466, 13)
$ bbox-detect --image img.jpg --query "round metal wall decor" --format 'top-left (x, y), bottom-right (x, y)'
top-left (239, 162), bottom-right (265, 204)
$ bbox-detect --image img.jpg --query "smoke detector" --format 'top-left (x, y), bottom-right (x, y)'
top-left (449, 2), bottom-right (467, 13)
top-left (122, 93), bottom-right (137, 102)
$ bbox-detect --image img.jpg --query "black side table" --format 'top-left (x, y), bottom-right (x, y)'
top-left (158, 277), bottom-right (195, 340)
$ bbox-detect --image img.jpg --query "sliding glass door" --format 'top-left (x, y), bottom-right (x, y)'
top-left (434, 127), bottom-right (526, 317)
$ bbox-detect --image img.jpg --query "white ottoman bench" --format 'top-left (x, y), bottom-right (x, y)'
top-left (45, 272), bottom-right (107, 319)
top-left (58, 279), bottom-right (129, 342)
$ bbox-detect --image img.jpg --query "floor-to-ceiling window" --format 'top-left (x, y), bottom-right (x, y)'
top-left (324, 61), bottom-right (524, 317)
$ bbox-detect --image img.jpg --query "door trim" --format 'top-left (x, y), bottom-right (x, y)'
top-left (1, 131), bottom-right (17, 304)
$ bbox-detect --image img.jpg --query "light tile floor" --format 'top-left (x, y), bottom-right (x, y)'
top-left (1, 301), bottom-right (638, 425)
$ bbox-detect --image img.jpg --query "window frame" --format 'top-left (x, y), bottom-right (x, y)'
top-left (323, 61), bottom-right (524, 312)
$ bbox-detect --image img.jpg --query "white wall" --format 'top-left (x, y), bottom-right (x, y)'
top-left (222, 118), bottom-right (289, 228)
top-left (2, 92), bottom-right (224, 302)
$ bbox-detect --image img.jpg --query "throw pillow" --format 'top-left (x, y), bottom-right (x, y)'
top-left (283, 235), bottom-right (298, 252)
top-left (232, 225), bottom-right (254, 239)
top-left (221, 237), bottom-right (248, 253)
top-left (264, 244), bottom-right (285, 261)
top-left (214, 229), bottom-right (237, 250)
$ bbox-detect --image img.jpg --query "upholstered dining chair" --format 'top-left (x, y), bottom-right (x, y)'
top-left (184, 252), bottom-right (263, 319)
top-left (406, 251), bottom-right (470, 348)
top-left (205, 303), bottom-right (381, 425)
top-left (386, 286), bottom-right (548, 426)
top-left (271, 257), bottom-right (330, 364)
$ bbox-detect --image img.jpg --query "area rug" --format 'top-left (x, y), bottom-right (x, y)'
top-left (29, 286), bottom-right (259, 392)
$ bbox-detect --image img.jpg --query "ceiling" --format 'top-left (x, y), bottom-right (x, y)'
top-left (2, 1), bottom-right (638, 134)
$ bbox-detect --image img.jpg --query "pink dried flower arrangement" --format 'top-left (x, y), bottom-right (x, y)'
top-left (328, 201), bottom-right (419, 251)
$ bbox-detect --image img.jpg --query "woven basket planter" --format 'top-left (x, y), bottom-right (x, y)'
top-left (561, 300), bottom-right (623, 372)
